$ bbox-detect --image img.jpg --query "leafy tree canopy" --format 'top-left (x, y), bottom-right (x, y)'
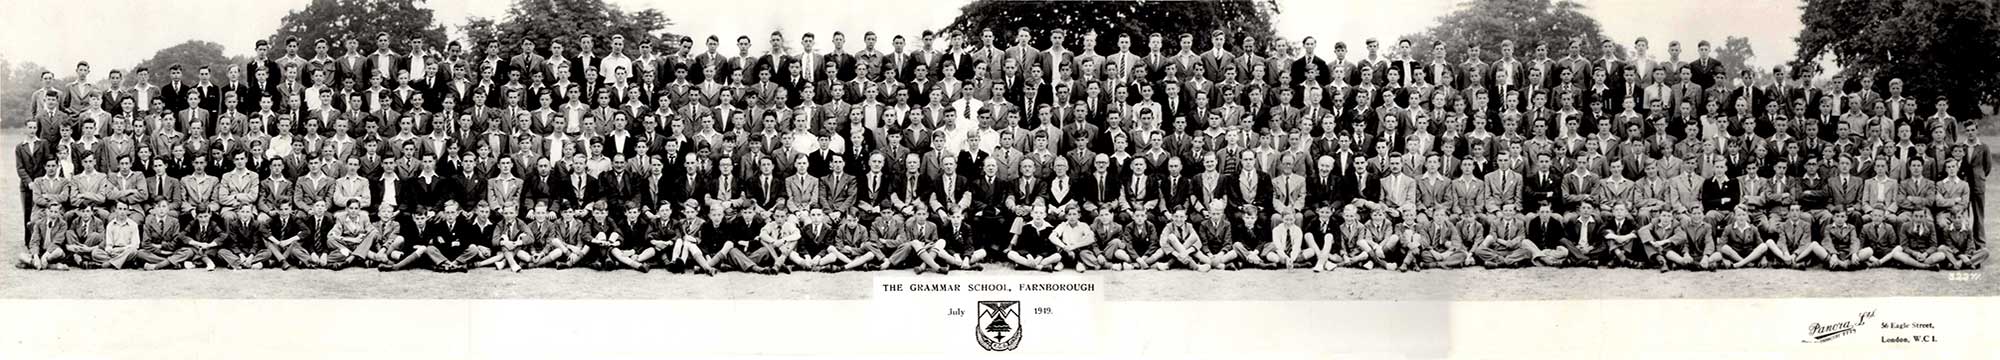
top-left (1797, 0), bottom-right (2000, 118)
top-left (461, 0), bottom-right (680, 58)
top-left (944, 0), bottom-right (1280, 55)
top-left (1404, 0), bottom-right (1612, 62)
top-left (270, 0), bottom-right (450, 57)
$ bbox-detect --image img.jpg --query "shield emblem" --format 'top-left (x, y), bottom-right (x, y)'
top-left (974, 300), bottom-right (1023, 351)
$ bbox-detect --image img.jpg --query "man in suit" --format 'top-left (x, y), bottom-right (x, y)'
top-left (1290, 37), bottom-right (1329, 86)
top-left (1672, 66), bottom-right (1705, 117)
top-left (1559, 155), bottom-right (1601, 213)
top-left (856, 153), bottom-right (896, 217)
top-left (1233, 35), bottom-right (1265, 85)
top-left (792, 33), bottom-right (823, 86)
top-left (1105, 33), bottom-right (1142, 83)
top-left (1524, 154), bottom-right (1561, 212)
top-left (968, 158), bottom-right (1010, 243)
top-left (597, 156), bottom-right (646, 208)
top-left (17, 121), bottom-right (51, 229)
top-left (1689, 40), bottom-right (1725, 89)
top-left (1522, 204), bottom-right (1567, 267)
top-left (821, 156), bottom-right (859, 214)
top-left (667, 152), bottom-right (711, 207)
top-left (743, 157), bottom-right (784, 210)
top-left (825, 32), bottom-right (858, 81)
top-left (367, 33), bottom-right (402, 89)
top-left (158, 65), bottom-right (192, 113)
top-left (1701, 157), bottom-right (1742, 213)
top-left (398, 153), bottom-right (448, 213)
top-left (208, 206), bottom-right (269, 269)
top-left (1004, 27), bottom-right (1041, 81)
top-left (64, 62), bottom-right (96, 113)
top-left (1337, 155), bottom-right (1382, 208)
top-left (128, 68), bottom-right (160, 113)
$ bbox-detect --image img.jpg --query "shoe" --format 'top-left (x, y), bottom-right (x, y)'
top-left (937, 266), bottom-right (950, 275)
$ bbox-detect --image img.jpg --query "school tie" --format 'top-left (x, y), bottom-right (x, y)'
top-left (1099, 174), bottom-right (1109, 200)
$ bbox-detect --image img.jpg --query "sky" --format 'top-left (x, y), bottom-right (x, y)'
top-left (0, 0), bottom-right (1805, 80)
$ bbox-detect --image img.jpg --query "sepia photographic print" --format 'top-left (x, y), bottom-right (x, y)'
top-left (0, 0), bottom-right (1994, 358)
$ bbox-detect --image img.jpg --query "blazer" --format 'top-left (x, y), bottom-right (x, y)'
top-left (855, 172), bottom-right (895, 209)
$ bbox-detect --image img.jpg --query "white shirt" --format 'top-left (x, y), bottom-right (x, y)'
top-left (975, 128), bottom-right (1000, 154)
top-left (601, 54), bottom-right (633, 81)
top-left (1051, 221), bottom-right (1095, 250)
top-left (950, 98), bottom-right (983, 128)
top-left (305, 86), bottom-right (327, 111)
top-left (105, 218), bottom-right (141, 248)
top-left (267, 135), bottom-right (295, 158)
top-left (409, 52), bottom-right (430, 78)
top-left (789, 132), bottom-right (822, 154)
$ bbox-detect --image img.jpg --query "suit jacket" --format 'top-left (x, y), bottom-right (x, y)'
top-left (16, 139), bottom-right (52, 182)
top-left (396, 174), bottom-right (449, 211)
top-left (556, 171), bottom-right (602, 209)
top-left (969, 176), bottom-right (1008, 216)
top-left (853, 172), bottom-right (893, 208)
top-left (1080, 172), bottom-right (1121, 205)
top-left (1701, 176), bottom-right (1741, 210)
top-left (224, 217), bottom-right (267, 250)
top-left (821, 174), bottom-right (857, 212)
top-left (595, 170), bottom-right (644, 205)
top-left (741, 174), bottom-right (784, 209)
top-left (1526, 215), bottom-right (1565, 248)
top-left (1336, 172), bottom-right (1382, 204)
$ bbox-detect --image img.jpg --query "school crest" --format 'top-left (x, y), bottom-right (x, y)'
top-left (974, 300), bottom-right (1023, 351)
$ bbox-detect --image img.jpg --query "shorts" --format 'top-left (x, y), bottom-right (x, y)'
top-left (1902, 246), bottom-right (1938, 259)
top-left (698, 240), bottom-right (727, 253)
top-left (1821, 241), bottom-right (1851, 259)
top-left (1203, 240), bottom-right (1230, 254)
top-left (1014, 238), bottom-right (1057, 257)
top-left (1380, 241), bottom-right (1409, 261)
top-left (1727, 241), bottom-right (1757, 255)
top-left (834, 244), bottom-right (872, 257)
top-left (796, 238), bottom-right (829, 255)
top-left (1869, 244), bottom-right (1896, 257)
top-left (1126, 237), bottom-right (1156, 256)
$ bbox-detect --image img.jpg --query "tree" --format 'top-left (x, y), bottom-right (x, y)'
top-left (457, 16), bottom-right (499, 48)
top-left (1797, 0), bottom-right (2000, 120)
top-left (270, 0), bottom-right (449, 56)
top-left (462, 0), bottom-right (679, 58)
top-left (1404, 0), bottom-right (1613, 62)
top-left (0, 59), bottom-right (52, 127)
top-left (1715, 36), bottom-right (1755, 81)
top-left (132, 40), bottom-right (235, 83)
top-left (943, 0), bottom-right (1280, 56)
